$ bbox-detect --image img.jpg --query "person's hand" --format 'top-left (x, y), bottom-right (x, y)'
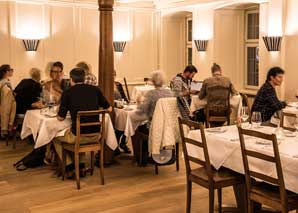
top-left (190, 90), bottom-right (199, 95)
top-left (32, 101), bottom-right (44, 109)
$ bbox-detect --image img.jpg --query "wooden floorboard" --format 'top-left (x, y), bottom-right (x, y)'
top-left (0, 139), bottom-right (239, 213)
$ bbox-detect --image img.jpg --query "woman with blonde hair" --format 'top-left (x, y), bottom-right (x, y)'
top-left (14, 67), bottom-right (43, 114)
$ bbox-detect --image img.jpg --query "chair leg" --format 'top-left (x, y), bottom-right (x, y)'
top-left (90, 151), bottom-right (94, 176)
top-left (247, 200), bottom-right (254, 213)
top-left (209, 189), bottom-right (215, 213)
top-left (62, 148), bottom-right (66, 181)
top-left (139, 140), bottom-right (143, 166)
top-left (12, 134), bottom-right (17, 149)
top-left (176, 143), bottom-right (179, 171)
top-left (99, 150), bottom-right (104, 185)
top-left (186, 180), bottom-right (192, 213)
top-left (5, 135), bottom-right (8, 146)
top-left (155, 164), bottom-right (159, 175)
top-left (74, 152), bottom-right (80, 190)
top-left (217, 188), bottom-right (222, 213)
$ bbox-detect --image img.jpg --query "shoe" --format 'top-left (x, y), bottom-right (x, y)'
top-left (119, 143), bottom-right (131, 154)
top-left (114, 147), bottom-right (121, 156)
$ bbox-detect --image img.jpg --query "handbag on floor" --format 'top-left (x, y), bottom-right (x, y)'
top-left (13, 146), bottom-right (46, 171)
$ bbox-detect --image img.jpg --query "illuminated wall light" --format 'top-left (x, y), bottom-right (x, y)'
top-left (22, 39), bottom-right (40, 51)
top-left (113, 41), bottom-right (126, 52)
top-left (262, 36), bottom-right (282, 51)
top-left (194, 40), bottom-right (208, 52)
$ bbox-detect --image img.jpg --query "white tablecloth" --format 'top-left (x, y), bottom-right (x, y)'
top-left (21, 109), bottom-right (118, 150)
top-left (189, 94), bottom-right (242, 122)
top-left (114, 105), bottom-right (147, 137)
top-left (187, 125), bottom-right (298, 193)
top-left (131, 85), bottom-right (155, 101)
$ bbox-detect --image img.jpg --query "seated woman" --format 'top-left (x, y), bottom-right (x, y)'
top-left (0, 64), bottom-right (16, 137)
top-left (136, 70), bottom-right (172, 121)
top-left (132, 70), bottom-right (173, 165)
top-left (14, 68), bottom-right (43, 114)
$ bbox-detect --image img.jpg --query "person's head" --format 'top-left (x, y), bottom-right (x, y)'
top-left (50, 61), bottom-right (64, 80)
top-left (211, 63), bottom-right (222, 77)
top-left (0, 64), bottom-right (13, 80)
top-left (69, 68), bottom-right (85, 86)
top-left (151, 70), bottom-right (166, 88)
top-left (76, 61), bottom-right (91, 75)
top-left (266, 67), bottom-right (285, 86)
top-left (183, 65), bottom-right (198, 79)
top-left (30, 68), bottom-right (41, 82)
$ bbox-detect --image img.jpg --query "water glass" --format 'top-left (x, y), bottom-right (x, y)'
top-left (240, 106), bottom-right (249, 128)
top-left (251, 111), bottom-right (262, 128)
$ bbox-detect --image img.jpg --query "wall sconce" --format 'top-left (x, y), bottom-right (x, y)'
top-left (22, 39), bottom-right (40, 51)
top-left (262, 36), bottom-right (282, 51)
top-left (194, 40), bottom-right (208, 52)
top-left (113, 41), bottom-right (126, 52)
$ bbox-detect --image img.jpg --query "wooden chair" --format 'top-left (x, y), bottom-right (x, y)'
top-left (123, 77), bottom-right (130, 102)
top-left (237, 126), bottom-right (298, 213)
top-left (61, 110), bottom-right (107, 190)
top-left (178, 117), bottom-right (244, 213)
top-left (280, 111), bottom-right (296, 131)
top-left (205, 85), bottom-right (231, 128)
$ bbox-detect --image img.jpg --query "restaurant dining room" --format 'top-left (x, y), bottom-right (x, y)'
top-left (2, 0), bottom-right (298, 212)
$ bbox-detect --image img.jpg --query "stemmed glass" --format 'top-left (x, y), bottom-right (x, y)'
top-left (240, 106), bottom-right (249, 128)
top-left (251, 111), bottom-right (262, 128)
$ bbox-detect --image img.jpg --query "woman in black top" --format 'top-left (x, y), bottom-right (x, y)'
top-left (14, 68), bottom-right (43, 114)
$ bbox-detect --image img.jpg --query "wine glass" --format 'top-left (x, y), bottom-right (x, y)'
top-left (251, 111), bottom-right (262, 128)
top-left (240, 106), bottom-right (249, 128)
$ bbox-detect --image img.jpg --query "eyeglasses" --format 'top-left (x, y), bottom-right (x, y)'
top-left (50, 70), bottom-right (62, 73)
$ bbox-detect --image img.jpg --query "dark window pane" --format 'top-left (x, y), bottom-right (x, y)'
top-left (188, 48), bottom-right (192, 65)
top-left (188, 20), bottom-right (192, 42)
top-left (247, 13), bottom-right (259, 40)
top-left (247, 46), bottom-right (259, 86)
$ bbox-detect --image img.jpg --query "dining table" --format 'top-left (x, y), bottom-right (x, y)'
top-left (20, 109), bottom-right (118, 150)
top-left (114, 104), bottom-right (147, 138)
top-left (187, 125), bottom-right (298, 194)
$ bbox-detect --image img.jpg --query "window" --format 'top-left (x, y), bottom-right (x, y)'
top-left (245, 10), bottom-right (259, 88)
top-left (186, 17), bottom-right (192, 65)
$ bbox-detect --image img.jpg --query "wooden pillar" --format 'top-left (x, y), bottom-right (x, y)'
top-left (98, 0), bottom-right (115, 164)
top-left (98, 0), bottom-right (114, 104)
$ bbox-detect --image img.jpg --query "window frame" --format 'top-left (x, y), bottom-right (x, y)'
top-left (186, 16), bottom-right (193, 65)
top-left (244, 8), bottom-right (259, 89)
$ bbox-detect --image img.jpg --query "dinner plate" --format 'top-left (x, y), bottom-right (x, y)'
top-left (124, 107), bottom-right (134, 111)
top-left (283, 130), bottom-right (296, 137)
top-left (287, 102), bottom-right (298, 108)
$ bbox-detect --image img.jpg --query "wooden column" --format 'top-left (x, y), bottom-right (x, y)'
top-left (98, 0), bottom-right (115, 164)
top-left (98, 0), bottom-right (114, 104)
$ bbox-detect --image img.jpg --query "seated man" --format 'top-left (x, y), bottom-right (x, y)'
top-left (114, 70), bottom-right (128, 103)
top-left (170, 65), bottom-right (198, 102)
top-left (43, 61), bottom-right (70, 103)
top-left (53, 68), bottom-right (112, 177)
top-left (252, 67), bottom-right (286, 123)
top-left (14, 68), bottom-right (43, 114)
top-left (76, 61), bottom-right (97, 86)
top-left (197, 63), bottom-right (238, 124)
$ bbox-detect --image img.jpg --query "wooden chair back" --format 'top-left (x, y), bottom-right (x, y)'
top-left (237, 127), bottom-right (287, 207)
top-left (280, 112), bottom-right (296, 131)
top-left (123, 77), bottom-right (130, 102)
top-left (178, 117), bottom-right (213, 181)
top-left (205, 85), bottom-right (231, 127)
top-left (75, 110), bottom-right (107, 149)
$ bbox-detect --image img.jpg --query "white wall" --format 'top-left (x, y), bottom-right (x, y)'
top-left (0, 1), bottom-right (157, 87)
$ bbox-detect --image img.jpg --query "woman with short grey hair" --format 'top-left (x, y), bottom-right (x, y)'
top-left (14, 67), bottom-right (43, 114)
top-left (136, 70), bottom-right (172, 120)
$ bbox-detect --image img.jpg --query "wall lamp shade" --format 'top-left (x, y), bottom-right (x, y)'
top-left (262, 36), bottom-right (282, 51)
top-left (22, 39), bottom-right (40, 51)
top-left (113, 41), bottom-right (126, 52)
top-left (194, 40), bottom-right (208, 52)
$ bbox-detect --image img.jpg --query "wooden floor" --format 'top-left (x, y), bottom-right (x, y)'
top-left (0, 140), bottom-right (237, 213)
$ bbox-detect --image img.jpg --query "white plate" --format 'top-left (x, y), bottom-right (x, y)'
top-left (288, 102), bottom-right (298, 108)
top-left (283, 130), bottom-right (296, 137)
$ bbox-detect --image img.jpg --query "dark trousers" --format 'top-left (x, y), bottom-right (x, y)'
top-left (115, 130), bottom-right (127, 146)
